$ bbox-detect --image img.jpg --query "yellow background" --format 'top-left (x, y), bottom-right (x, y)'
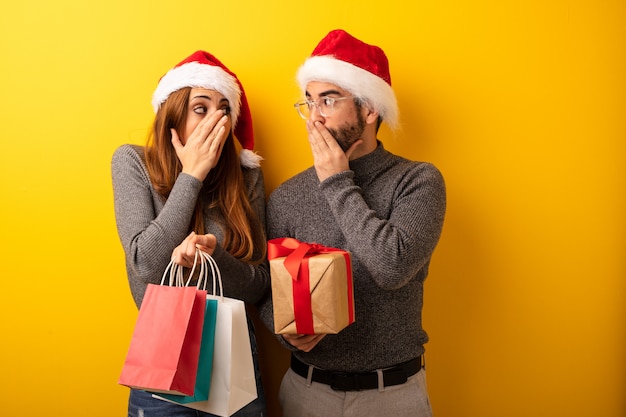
top-left (1, 1), bottom-right (624, 416)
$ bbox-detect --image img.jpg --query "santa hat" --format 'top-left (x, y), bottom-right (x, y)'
top-left (296, 29), bottom-right (399, 129)
top-left (152, 50), bottom-right (261, 168)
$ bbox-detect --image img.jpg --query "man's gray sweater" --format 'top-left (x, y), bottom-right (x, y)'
top-left (258, 142), bottom-right (446, 372)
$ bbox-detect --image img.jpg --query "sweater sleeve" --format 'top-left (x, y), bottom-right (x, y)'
top-left (319, 162), bottom-right (446, 290)
top-left (111, 145), bottom-right (202, 305)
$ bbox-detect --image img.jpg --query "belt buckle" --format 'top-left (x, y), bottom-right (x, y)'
top-left (330, 372), bottom-right (357, 391)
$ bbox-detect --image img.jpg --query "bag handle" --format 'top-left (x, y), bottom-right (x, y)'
top-left (159, 256), bottom-right (191, 287)
top-left (159, 249), bottom-right (203, 288)
top-left (159, 248), bottom-right (224, 299)
top-left (195, 249), bottom-right (224, 299)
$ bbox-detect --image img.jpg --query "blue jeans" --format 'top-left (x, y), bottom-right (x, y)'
top-left (128, 321), bottom-right (266, 417)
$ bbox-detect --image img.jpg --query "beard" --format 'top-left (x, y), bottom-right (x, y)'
top-left (327, 109), bottom-right (367, 152)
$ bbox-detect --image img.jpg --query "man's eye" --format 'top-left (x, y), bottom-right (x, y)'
top-left (193, 105), bottom-right (207, 114)
top-left (323, 98), bottom-right (334, 106)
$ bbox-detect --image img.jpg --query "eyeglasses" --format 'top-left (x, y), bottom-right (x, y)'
top-left (294, 96), bottom-right (353, 119)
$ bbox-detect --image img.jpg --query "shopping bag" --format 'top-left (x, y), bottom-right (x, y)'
top-left (154, 250), bottom-right (258, 416)
top-left (157, 251), bottom-right (219, 404)
top-left (118, 257), bottom-right (207, 396)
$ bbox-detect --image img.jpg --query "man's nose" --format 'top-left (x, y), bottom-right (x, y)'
top-left (309, 103), bottom-right (325, 122)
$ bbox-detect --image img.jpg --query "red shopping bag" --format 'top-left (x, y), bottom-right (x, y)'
top-left (154, 251), bottom-right (257, 416)
top-left (119, 280), bottom-right (207, 396)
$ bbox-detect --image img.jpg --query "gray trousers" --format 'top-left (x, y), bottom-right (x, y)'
top-left (278, 367), bottom-right (433, 417)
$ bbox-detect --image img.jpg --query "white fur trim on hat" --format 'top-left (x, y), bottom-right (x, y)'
top-left (239, 149), bottom-right (262, 168)
top-left (296, 56), bottom-right (399, 129)
top-left (152, 61), bottom-right (242, 127)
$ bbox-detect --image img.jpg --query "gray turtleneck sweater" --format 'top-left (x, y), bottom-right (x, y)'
top-left (258, 141), bottom-right (446, 372)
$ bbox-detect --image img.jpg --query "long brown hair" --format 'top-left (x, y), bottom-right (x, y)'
top-left (144, 87), bottom-right (265, 263)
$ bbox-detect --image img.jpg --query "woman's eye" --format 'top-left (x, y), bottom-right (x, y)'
top-left (193, 105), bottom-right (207, 114)
top-left (222, 106), bottom-right (231, 115)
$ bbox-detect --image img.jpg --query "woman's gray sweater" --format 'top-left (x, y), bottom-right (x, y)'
top-left (111, 144), bottom-right (269, 308)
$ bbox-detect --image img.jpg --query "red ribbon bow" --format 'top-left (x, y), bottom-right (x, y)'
top-left (268, 238), bottom-right (354, 334)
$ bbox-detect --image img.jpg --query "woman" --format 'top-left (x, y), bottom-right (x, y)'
top-left (112, 50), bottom-right (268, 417)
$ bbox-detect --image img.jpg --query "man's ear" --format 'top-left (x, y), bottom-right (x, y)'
top-left (364, 107), bottom-right (380, 125)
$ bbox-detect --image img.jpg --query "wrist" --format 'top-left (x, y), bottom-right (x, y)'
top-left (182, 168), bottom-right (208, 182)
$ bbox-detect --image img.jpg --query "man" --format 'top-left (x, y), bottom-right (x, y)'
top-left (260, 29), bottom-right (446, 416)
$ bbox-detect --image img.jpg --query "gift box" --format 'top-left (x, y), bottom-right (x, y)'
top-left (268, 238), bottom-right (355, 334)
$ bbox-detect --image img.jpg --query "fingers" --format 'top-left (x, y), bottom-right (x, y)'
top-left (306, 120), bottom-right (325, 149)
top-left (171, 128), bottom-right (182, 151)
top-left (194, 234), bottom-right (217, 256)
top-left (308, 121), bottom-right (338, 148)
top-left (209, 125), bottom-right (227, 155)
top-left (192, 110), bottom-right (229, 148)
top-left (177, 110), bottom-right (230, 181)
top-left (184, 112), bottom-right (228, 161)
top-left (172, 233), bottom-right (218, 266)
top-left (171, 233), bottom-right (195, 267)
top-left (306, 121), bottom-right (350, 182)
top-left (306, 121), bottom-right (329, 159)
top-left (282, 333), bottom-right (326, 352)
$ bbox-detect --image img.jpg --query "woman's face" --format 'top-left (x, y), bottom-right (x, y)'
top-left (183, 88), bottom-right (233, 144)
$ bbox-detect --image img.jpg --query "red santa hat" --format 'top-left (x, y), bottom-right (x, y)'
top-left (296, 29), bottom-right (399, 129)
top-left (152, 50), bottom-right (260, 167)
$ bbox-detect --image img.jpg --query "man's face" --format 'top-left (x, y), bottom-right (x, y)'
top-left (305, 82), bottom-right (366, 152)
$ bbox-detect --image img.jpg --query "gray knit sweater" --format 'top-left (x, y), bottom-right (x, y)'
top-left (111, 144), bottom-right (270, 308)
top-left (258, 141), bottom-right (446, 372)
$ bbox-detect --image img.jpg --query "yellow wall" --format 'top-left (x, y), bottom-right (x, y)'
top-left (1, 1), bottom-right (624, 416)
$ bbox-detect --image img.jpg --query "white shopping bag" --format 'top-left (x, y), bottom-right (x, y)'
top-left (153, 251), bottom-right (258, 416)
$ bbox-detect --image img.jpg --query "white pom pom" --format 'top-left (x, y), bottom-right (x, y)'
top-left (239, 149), bottom-right (263, 168)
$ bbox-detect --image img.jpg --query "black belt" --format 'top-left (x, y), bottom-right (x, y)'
top-left (290, 354), bottom-right (422, 391)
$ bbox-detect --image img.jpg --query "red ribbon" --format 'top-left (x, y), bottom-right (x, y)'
top-left (268, 238), bottom-right (354, 334)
